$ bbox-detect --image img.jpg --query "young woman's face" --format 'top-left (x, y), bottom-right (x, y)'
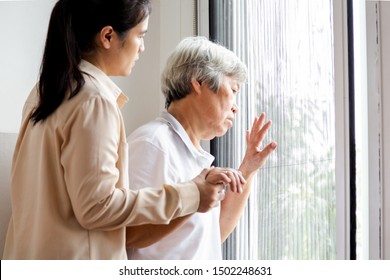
top-left (109, 16), bottom-right (149, 76)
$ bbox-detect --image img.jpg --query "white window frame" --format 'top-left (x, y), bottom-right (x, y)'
top-left (333, 0), bottom-right (351, 260)
top-left (365, 0), bottom-right (390, 260)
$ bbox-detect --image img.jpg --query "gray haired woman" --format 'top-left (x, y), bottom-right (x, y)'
top-left (126, 36), bottom-right (277, 259)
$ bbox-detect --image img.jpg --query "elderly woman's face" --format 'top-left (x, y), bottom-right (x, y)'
top-left (201, 76), bottom-right (240, 138)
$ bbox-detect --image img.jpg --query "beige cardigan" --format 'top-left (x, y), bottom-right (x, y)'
top-left (3, 61), bottom-right (199, 259)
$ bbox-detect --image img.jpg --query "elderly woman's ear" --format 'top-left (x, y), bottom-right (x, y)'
top-left (190, 79), bottom-right (202, 95)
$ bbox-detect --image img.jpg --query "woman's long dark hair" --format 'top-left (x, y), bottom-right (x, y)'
top-left (30, 0), bottom-right (151, 124)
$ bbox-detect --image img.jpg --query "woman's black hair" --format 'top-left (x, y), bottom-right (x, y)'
top-left (30, 0), bottom-right (151, 124)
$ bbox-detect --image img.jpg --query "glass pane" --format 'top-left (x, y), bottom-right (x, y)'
top-left (211, 0), bottom-right (336, 260)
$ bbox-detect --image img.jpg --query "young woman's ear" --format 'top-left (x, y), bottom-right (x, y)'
top-left (99, 26), bottom-right (115, 49)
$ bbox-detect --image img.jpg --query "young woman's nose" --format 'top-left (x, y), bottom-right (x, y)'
top-left (139, 38), bottom-right (145, 53)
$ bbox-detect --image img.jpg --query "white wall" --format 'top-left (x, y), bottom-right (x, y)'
top-left (118, 0), bottom-right (196, 135)
top-left (0, 0), bottom-right (56, 133)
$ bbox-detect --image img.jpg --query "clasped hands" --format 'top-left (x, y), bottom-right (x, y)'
top-left (193, 166), bottom-right (246, 212)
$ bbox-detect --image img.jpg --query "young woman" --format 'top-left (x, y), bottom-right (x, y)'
top-left (3, 0), bottom-right (244, 260)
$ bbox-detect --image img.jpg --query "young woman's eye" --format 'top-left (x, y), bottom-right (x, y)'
top-left (138, 32), bottom-right (146, 39)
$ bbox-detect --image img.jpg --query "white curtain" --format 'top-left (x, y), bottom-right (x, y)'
top-left (210, 0), bottom-right (336, 260)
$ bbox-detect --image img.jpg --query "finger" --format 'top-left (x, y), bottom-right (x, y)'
top-left (252, 114), bottom-right (265, 135)
top-left (247, 114), bottom-right (270, 148)
top-left (203, 166), bottom-right (215, 180)
top-left (259, 120), bottom-right (272, 136)
top-left (198, 168), bottom-right (211, 180)
top-left (254, 120), bottom-right (272, 150)
top-left (238, 170), bottom-right (246, 184)
top-left (246, 130), bottom-right (250, 144)
top-left (224, 170), bottom-right (237, 192)
top-left (206, 171), bottom-right (231, 185)
top-left (228, 181), bottom-right (240, 193)
top-left (225, 170), bottom-right (245, 193)
top-left (260, 142), bottom-right (278, 162)
top-left (260, 141), bottom-right (278, 157)
top-left (228, 169), bottom-right (243, 193)
top-left (252, 116), bottom-right (259, 128)
top-left (231, 170), bottom-right (242, 193)
top-left (237, 171), bottom-right (245, 193)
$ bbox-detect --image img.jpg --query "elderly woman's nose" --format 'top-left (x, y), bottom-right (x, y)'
top-left (232, 104), bottom-right (238, 113)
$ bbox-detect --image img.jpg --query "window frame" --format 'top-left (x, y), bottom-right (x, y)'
top-left (199, 0), bottom-right (388, 260)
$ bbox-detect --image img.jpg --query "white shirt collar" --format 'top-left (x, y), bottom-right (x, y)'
top-left (157, 110), bottom-right (215, 163)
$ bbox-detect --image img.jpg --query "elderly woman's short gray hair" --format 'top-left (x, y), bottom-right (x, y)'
top-left (161, 36), bottom-right (247, 108)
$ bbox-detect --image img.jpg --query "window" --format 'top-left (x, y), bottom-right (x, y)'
top-left (210, 0), bottom-right (337, 260)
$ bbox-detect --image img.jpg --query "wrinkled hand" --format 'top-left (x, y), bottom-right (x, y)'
top-left (192, 167), bottom-right (246, 212)
top-left (239, 112), bottom-right (277, 178)
top-left (205, 167), bottom-right (246, 193)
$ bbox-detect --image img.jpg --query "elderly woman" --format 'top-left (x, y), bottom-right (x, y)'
top-left (126, 36), bottom-right (277, 259)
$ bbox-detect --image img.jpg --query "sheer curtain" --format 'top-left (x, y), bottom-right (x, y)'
top-left (210, 0), bottom-right (336, 260)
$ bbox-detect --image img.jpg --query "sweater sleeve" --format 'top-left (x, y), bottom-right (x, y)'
top-left (61, 96), bottom-right (199, 230)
